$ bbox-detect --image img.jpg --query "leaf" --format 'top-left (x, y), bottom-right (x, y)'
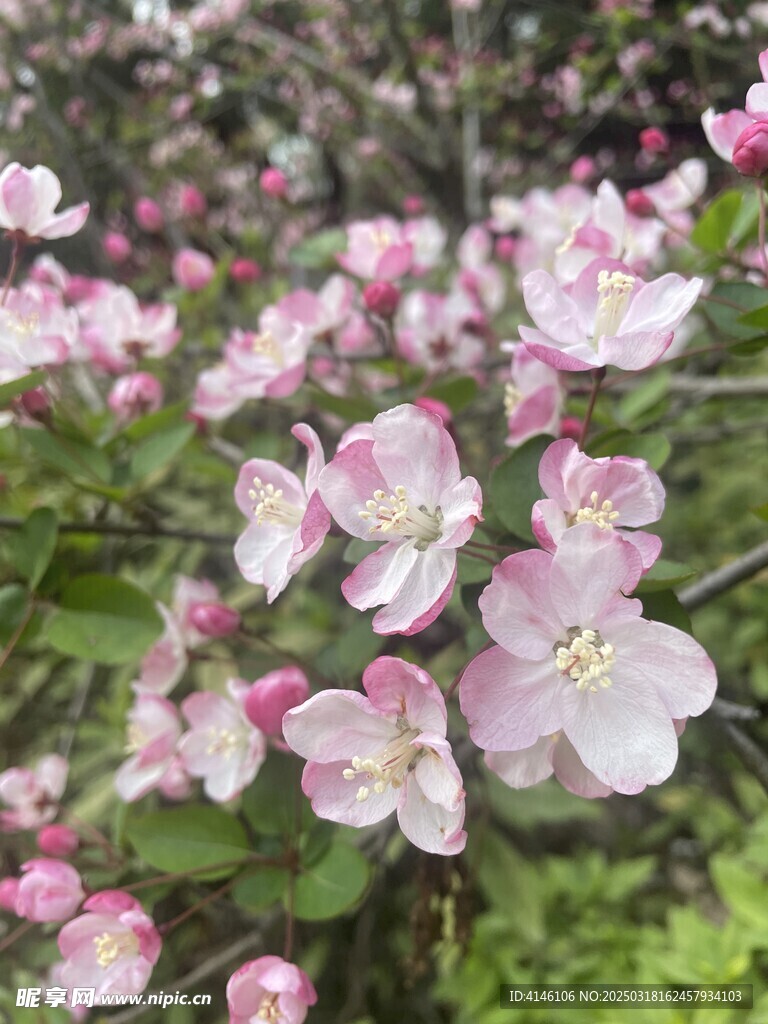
top-left (119, 402), bottom-right (190, 442)
top-left (20, 427), bottom-right (112, 484)
top-left (751, 502), bottom-right (768, 523)
top-left (489, 435), bottom-right (550, 541)
top-left (47, 574), bottom-right (163, 665)
top-left (690, 191), bottom-right (742, 253)
top-left (0, 370), bottom-right (46, 408)
top-left (126, 806), bottom-right (251, 880)
top-left (635, 558), bottom-right (696, 594)
top-left (711, 855), bottom-right (768, 929)
top-left (736, 304), bottom-right (768, 330)
top-left (241, 751), bottom-right (312, 836)
top-left (0, 583), bottom-right (30, 645)
top-left (588, 430), bottom-right (671, 470)
top-left (730, 335), bottom-right (768, 357)
top-left (617, 370), bottom-right (670, 426)
top-left (315, 614), bottom-right (386, 681)
top-left (5, 508), bottom-right (58, 589)
top-left (232, 867), bottom-right (290, 911)
top-left (704, 282), bottom-right (768, 341)
top-left (309, 386), bottom-right (379, 423)
top-left (289, 228), bottom-right (347, 269)
top-left (640, 590), bottom-right (692, 635)
top-left (130, 421), bottom-right (195, 481)
top-left (292, 841), bottom-right (370, 921)
top-left (426, 376), bottom-right (478, 412)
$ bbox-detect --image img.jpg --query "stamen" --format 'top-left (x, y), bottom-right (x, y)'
top-left (257, 994), bottom-right (282, 1022)
top-left (358, 484), bottom-right (442, 549)
top-left (343, 728), bottom-right (421, 800)
top-left (248, 476), bottom-right (304, 528)
top-left (205, 727), bottom-right (241, 759)
top-left (503, 382), bottom-right (523, 417)
top-left (93, 931), bottom-right (139, 969)
top-left (593, 270), bottom-right (635, 340)
top-left (554, 627), bottom-right (615, 693)
top-left (251, 330), bottom-right (283, 366)
top-left (573, 490), bottom-right (620, 530)
top-left (124, 723), bottom-right (147, 754)
top-left (3, 311), bottom-right (40, 337)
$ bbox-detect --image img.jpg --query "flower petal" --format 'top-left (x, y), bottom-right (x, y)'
top-left (479, 550), bottom-right (561, 658)
top-left (282, 690), bottom-right (396, 762)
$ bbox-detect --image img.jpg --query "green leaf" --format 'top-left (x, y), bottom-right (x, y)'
top-left (617, 370), bottom-right (670, 426)
top-left (0, 583), bottom-right (30, 645)
top-left (635, 558), bottom-right (696, 594)
top-left (736, 304), bottom-right (768, 330)
top-left (232, 867), bottom-right (290, 911)
top-left (640, 590), bottom-right (692, 635)
top-left (47, 574), bottom-right (163, 665)
top-left (119, 402), bottom-right (189, 443)
top-left (130, 421), bottom-right (196, 481)
top-left (588, 430), bottom-right (671, 470)
top-left (316, 614), bottom-right (386, 681)
top-left (292, 841), bottom-right (370, 921)
top-left (690, 191), bottom-right (742, 253)
top-left (20, 427), bottom-right (112, 484)
top-left (0, 370), bottom-right (46, 408)
top-left (730, 335), bottom-right (768, 357)
top-left (289, 228), bottom-right (347, 269)
top-left (426, 376), bottom-right (478, 412)
top-left (126, 806), bottom-right (251, 880)
top-left (489, 435), bottom-right (550, 541)
top-left (309, 386), bottom-right (379, 424)
top-left (704, 282), bottom-right (768, 341)
top-left (751, 502), bottom-right (768, 523)
top-left (241, 751), bottom-right (311, 836)
top-left (711, 855), bottom-right (768, 929)
top-left (5, 508), bottom-right (58, 590)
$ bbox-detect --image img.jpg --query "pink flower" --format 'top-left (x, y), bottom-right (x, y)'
top-left (396, 289), bottom-right (486, 373)
top-left (318, 404), bottom-right (482, 635)
top-left (133, 196), bottom-right (164, 233)
top-left (259, 167), bottom-right (288, 199)
top-left (222, 312), bottom-right (312, 401)
top-left (486, 735), bottom-right (613, 798)
top-left (402, 216), bottom-right (447, 273)
top-left (37, 824), bottom-right (79, 858)
top-left (283, 657), bottom-right (467, 855)
top-left (337, 217), bottom-right (413, 280)
top-left (179, 183), bottom-right (207, 218)
top-left (363, 280), bottom-right (401, 318)
top-left (244, 667), bottom-right (310, 736)
top-left (403, 194), bottom-right (425, 215)
top-left (639, 126), bottom-right (669, 153)
top-left (459, 526), bottom-right (717, 794)
top-left (15, 859), bottom-right (84, 922)
top-left (172, 248), bottom-right (215, 291)
top-left (229, 257), bottom-right (261, 283)
top-left (0, 753), bottom-right (68, 831)
top-left (570, 155), bottom-right (595, 183)
top-left (532, 438), bottom-right (664, 570)
top-left (702, 49), bottom-right (768, 164)
top-left (519, 257), bottom-right (702, 372)
top-left (732, 121), bottom-right (768, 177)
top-left (0, 877), bottom-right (19, 912)
top-left (58, 891), bottom-right (162, 998)
top-left (77, 283), bottom-right (180, 372)
top-left (0, 163), bottom-right (89, 240)
top-left (234, 424), bottom-right (330, 602)
top-left (178, 680), bottom-right (267, 802)
top-left (103, 231), bottom-right (132, 264)
top-left (108, 373), bottom-right (164, 421)
top-left (0, 283), bottom-right (78, 378)
top-left (187, 602), bottom-right (241, 637)
top-left (227, 956), bottom-right (317, 1024)
top-left (502, 341), bottom-right (563, 448)
top-left (115, 694), bottom-right (184, 803)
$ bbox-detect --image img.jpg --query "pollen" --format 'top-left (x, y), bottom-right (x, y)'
top-left (93, 931), bottom-right (139, 969)
top-left (593, 269), bottom-right (635, 339)
top-left (573, 491), bottom-right (620, 530)
top-left (205, 726), bottom-right (241, 759)
top-left (503, 382), bottom-right (523, 417)
top-left (248, 476), bottom-right (303, 529)
top-left (554, 627), bottom-right (615, 693)
top-left (251, 329), bottom-right (283, 366)
top-left (343, 727), bottom-right (421, 801)
top-left (358, 484), bottom-right (442, 549)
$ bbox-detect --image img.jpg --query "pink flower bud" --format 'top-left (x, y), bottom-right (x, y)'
top-left (37, 824), bottom-right (79, 858)
top-left (19, 387), bottom-right (50, 418)
top-left (625, 188), bottom-right (655, 216)
top-left (108, 373), bottom-right (164, 421)
top-left (403, 194), bottom-right (424, 215)
top-left (0, 877), bottom-right (19, 913)
top-left (639, 127), bottom-right (669, 154)
top-left (362, 280), bottom-right (401, 318)
top-left (103, 231), bottom-right (132, 264)
top-left (16, 859), bottom-right (84, 922)
top-left (244, 668), bottom-right (310, 736)
top-left (560, 416), bottom-right (583, 442)
top-left (230, 257), bottom-right (262, 283)
top-left (732, 122), bottom-right (768, 178)
top-left (133, 197), bottom-right (165, 233)
top-left (413, 396), bottom-right (453, 426)
top-left (494, 235), bottom-right (516, 262)
top-left (259, 167), bottom-right (288, 199)
top-left (172, 247), bottom-right (215, 291)
top-left (569, 155), bottom-right (595, 183)
top-left (179, 183), bottom-right (208, 219)
top-left (187, 602), bottom-right (241, 638)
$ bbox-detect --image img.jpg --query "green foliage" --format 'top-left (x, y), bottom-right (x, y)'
top-left (489, 435), bottom-right (550, 541)
top-left (5, 507), bottom-right (58, 589)
top-left (126, 805), bottom-right (251, 880)
top-left (293, 840), bottom-right (370, 921)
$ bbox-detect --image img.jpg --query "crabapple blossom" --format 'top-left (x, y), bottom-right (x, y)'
top-left (502, 341), bottom-right (563, 448)
top-left (519, 256), bottom-right (702, 372)
top-left (639, 126), bottom-right (669, 153)
top-left (229, 257), bottom-right (261, 283)
top-left (337, 217), bottom-right (413, 280)
top-left (244, 667), bottom-right (310, 736)
top-left (0, 877), bottom-right (19, 912)
top-left (0, 283), bottom-right (78, 380)
top-left (227, 956), bottom-right (317, 1024)
top-left (732, 121), bottom-right (768, 177)
top-left (234, 423), bottom-right (330, 602)
top-left (187, 601), bottom-right (241, 637)
top-left (103, 231), bottom-right (132, 263)
top-left (172, 247), bottom-right (215, 291)
top-left (0, 163), bottom-right (89, 240)
top-left (318, 404), bottom-right (482, 635)
top-left (283, 656), bottom-right (467, 855)
top-left (486, 735), bottom-right (613, 799)
top-left (459, 526), bottom-right (717, 794)
top-left (179, 182), bottom-right (207, 218)
top-left (15, 859), bottom-right (84, 922)
top-left (702, 49), bottom-right (768, 164)
top-left (77, 282), bottom-right (180, 372)
top-left (279, 275), bottom-right (355, 341)
top-left (115, 694), bottom-right (185, 802)
top-left (58, 891), bottom-right (161, 998)
top-left (531, 438), bottom-right (664, 570)
top-left (259, 167), bottom-right (288, 198)
top-left (363, 280), bottom-right (401, 318)
top-left (402, 215), bottom-right (447, 273)
top-left (396, 289), bottom-right (486, 372)
top-left (133, 196), bottom-right (164, 233)
top-left (37, 824), bottom-right (79, 858)
top-left (107, 372), bottom-right (164, 421)
top-left (0, 753), bottom-right (68, 831)
top-left (178, 680), bottom-right (266, 802)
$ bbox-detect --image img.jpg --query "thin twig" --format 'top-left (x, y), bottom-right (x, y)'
top-left (678, 539), bottom-right (768, 611)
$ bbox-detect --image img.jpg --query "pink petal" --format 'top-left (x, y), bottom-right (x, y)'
top-left (397, 777), bottom-right (467, 855)
top-left (520, 269), bottom-right (589, 344)
top-left (485, 739), bottom-right (555, 788)
top-left (39, 202), bottom-right (90, 240)
top-left (746, 82), bottom-right (768, 122)
top-left (619, 275), bottom-right (702, 335)
top-left (623, 530), bottom-right (662, 571)
top-left (551, 735), bottom-right (613, 798)
top-left (506, 385), bottom-right (560, 446)
top-left (702, 108), bottom-right (752, 162)
top-left (538, 438), bottom-right (584, 508)
top-left (282, 690), bottom-right (396, 762)
top-left (291, 423), bottom-right (325, 495)
top-left (287, 490), bottom-right (330, 575)
top-left (375, 242), bottom-right (413, 280)
top-left (369, 546), bottom-right (456, 635)
top-left (434, 475), bottom-right (483, 549)
top-left (478, 550), bottom-right (561, 659)
top-left (342, 542), bottom-right (420, 611)
top-left (412, 735), bottom-right (464, 811)
top-left (531, 498), bottom-right (566, 552)
top-left (362, 656), bottom-right (446, 734)
top-left (597, 330), bottom-right (673, 371)
top-left (389, 560), bottom-right (457, 637)
top-left (234, 523), bottom-right (289, 587)
top-left (371, 404), bottom-right (461, 509)
top-left (318, 439), bottom-right (388, 540)
top-left (520, 327), bottom-right (601, 372)
top-left (460, 645), bottom-right (565, 751)
top-left (302, 759), bottom-right (399, 826)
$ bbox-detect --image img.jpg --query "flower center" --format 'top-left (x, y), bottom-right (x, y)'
top-left (205, 726), bottom-right (242, 759)
top-left (554, 627), bottom-right (615, 693)
top-left (372, 227), bottom-right (392, 251)
top-left (593, 270), bottom-right (635, 339)
top-left (3, 311), bottom-right (39, 337)
top-left (358, 485), bottom-right (443, 550)
top-left (572, 491), bottom-right (620, 530)
top-left (93, 931), bottom-right (139, 969)
top-left (503, 382), bottom-right (523, 417)
top-left (251, 330), bottom-right (283, 365)
top-left (248, 477), bottom-right (304, 528)
top-left (342, 723), bottom-right (421, 801)
top-left (124, 723), bottom-right (148, 754)
top-left (257, 994), bottom-right (282, 1022)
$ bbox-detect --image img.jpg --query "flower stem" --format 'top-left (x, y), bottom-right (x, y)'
top-left (459, 547), bottom-right (496, 567)
top-left (578, 366), bottom-right (606, 450)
